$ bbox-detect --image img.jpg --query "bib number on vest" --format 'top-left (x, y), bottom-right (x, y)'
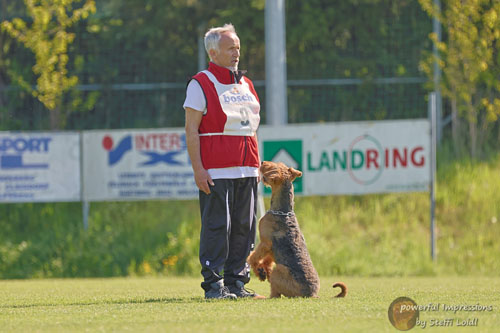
top-left (240, 108), bottom-right (250, 126)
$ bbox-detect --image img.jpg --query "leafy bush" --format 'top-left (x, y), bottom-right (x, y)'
top-left (0, 200), bottom-right (201, 278)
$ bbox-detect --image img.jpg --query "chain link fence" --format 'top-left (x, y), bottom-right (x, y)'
top-left (0, 1), bottom-right (432, 131)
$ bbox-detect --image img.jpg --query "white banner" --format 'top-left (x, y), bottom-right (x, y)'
top-left (258, 119), bottom-right (430, 195)
top-left (82, 129), bottom-right (197, 201)
top-left (0, 132), bottom-right (81, 202)
top-left (0, 120), bottom-right (429, 203)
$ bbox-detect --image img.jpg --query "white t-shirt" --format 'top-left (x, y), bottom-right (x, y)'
top-left (183, 80), bottom-right (207, 114)
top-left (183, 79), bottom-right (259, 180)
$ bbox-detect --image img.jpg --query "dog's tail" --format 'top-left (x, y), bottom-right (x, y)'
top-left (332, 282), bottom-right (347, 297)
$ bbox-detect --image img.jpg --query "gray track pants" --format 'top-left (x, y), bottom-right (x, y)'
top-left (198, 177), bottom-right (258, 291)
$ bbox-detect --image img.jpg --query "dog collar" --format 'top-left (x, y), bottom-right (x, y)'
top-left (267, 210), bottom-right (295, 217)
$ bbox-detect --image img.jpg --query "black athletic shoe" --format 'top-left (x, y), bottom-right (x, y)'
top-left (204, 280), bottom-right (237, 300)
top-left (227, 280), bottom-right (266, 299)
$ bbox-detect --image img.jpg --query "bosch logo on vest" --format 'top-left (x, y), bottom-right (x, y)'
top-left (0, 137), bottom-right (51, 169)
top-left (102, 133), bottom-right (187, 167)
top-left (223, 93), bottom-right (255, 104)
top-left (307, 135), bottom-right (426, 185)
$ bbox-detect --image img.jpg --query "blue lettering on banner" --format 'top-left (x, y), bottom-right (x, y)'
top-left (156, 190), bottom-right (173, 197)
top-left (0, 137), bottom-right (52, 153)
top-left (108, 181), bottom-right (140, 188)
top-left (0, 192), bottom-right (35, 199)
top-left (150, 172), bottom-right (194, 179)
top-left (0, 137), bottom-right (53, 200)
top-left (118, 172), bottom-right (145, 179)
top-left (0, 175), bottom-right (36, 182)
top-left (1, 179), bottom-right (50, 202)
top-left (0, 137), bottom-right (52, 170)
top-left (105, 169), bottom-right (197, 199)
top-left (119, 190), bottom-right (151, 197)
top-left (177, 189), bottom-right (199, 196)
top-left (105, 133), bottom-right (189, 167)
top-left (5, 183), bottom-right (49, 191)
top-left (143, 180), bottom-right (187, 187)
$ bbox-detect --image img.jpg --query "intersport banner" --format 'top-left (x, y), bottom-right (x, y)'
top-left (82, 129), bottom-right (197, 201)
top-left (0, 132), bottom-right (81, 202)
top-left (259, 119), bottom-right (430, 195)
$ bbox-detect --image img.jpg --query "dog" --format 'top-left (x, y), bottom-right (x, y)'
top-left (247, 161), bottom-right (347, 298)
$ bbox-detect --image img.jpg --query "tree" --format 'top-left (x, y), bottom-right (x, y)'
top-left (419, 0), bottom-right (500, 158)
top-left (1, 0), bottom-right (96, 129)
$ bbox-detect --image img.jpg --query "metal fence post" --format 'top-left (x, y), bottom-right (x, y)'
top-left (433, 0), bottom-right (443, 143)
top-left (265, 0), bottom-right (288, 125)
top-left (198, 22), bottom-right (207, 72)
top-left (82, 201), bottom-right (90, 230)
top-left (80, 131), bottom-right (89, 230)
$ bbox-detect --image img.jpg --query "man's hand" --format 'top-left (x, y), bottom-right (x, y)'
top-left (194, 168), bottom-right (214, 195)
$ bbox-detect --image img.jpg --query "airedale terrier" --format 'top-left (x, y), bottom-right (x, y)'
top-left (247, 161), bottom-right (347, 298)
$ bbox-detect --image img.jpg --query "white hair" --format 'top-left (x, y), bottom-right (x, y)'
top-left (204, 23), bottom-right (237, 60)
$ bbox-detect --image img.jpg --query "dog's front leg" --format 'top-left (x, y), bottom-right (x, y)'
top-left (260, 253), bottom-right (275, 281)
top-left (247, 239), bottom-right (272, 281)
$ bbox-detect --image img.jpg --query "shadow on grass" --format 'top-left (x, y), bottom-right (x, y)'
top-left (0, 296), bottom-right (208, 308)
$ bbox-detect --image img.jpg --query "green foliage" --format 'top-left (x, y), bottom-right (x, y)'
top-left (1, 155), bottom-right (500, 278)
top-left (1, 0), bottom-right (432, 130)
top-left (1, 0), bottom-right (95, 128)
top-left (0, 200), bottom-right (200, 278)
top-left (419, 0), bottom-right (500, 158)
top-left (287, 0), bottom-right (429, 79)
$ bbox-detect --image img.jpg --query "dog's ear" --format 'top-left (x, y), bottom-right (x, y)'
top-left (288, 167), bottom-right (302, 181)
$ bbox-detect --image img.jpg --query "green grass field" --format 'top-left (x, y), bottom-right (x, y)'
top-left (1, 276), bottom-right (498, 332)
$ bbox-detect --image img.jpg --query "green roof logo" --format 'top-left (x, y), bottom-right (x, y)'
top-left (263, 140), bottom-right (303, 194)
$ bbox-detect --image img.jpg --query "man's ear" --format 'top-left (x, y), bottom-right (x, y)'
top-left (208, 48), bottom-right (218, 61)
top-left (289, 167), bottom-right (302, 181)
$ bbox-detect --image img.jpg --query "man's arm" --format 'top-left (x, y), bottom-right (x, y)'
top-left (185, 107), bottom-right (214, 194)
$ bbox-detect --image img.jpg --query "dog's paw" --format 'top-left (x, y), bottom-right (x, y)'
top-left (257, 267), bottom-right (267, 281)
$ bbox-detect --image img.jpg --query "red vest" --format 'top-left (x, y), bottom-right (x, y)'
top-left (191, 62), bottom-right (261, 169)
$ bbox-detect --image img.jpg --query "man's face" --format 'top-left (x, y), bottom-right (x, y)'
top-left (211, 32), bottom-right (240, 71)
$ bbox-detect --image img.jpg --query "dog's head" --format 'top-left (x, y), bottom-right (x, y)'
top-left (260, 161), bottom-right (302, 187)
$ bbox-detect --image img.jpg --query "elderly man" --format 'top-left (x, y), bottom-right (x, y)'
top-left (183, 24), bottom-right (263, 299)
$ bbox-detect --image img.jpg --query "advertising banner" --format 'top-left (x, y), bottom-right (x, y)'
top-left (82, 129), bottom-right (197, 201)
top-left (258, 120), bottom-right (430, 195)
top-left (0, 132), bottom-right (81, 202)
